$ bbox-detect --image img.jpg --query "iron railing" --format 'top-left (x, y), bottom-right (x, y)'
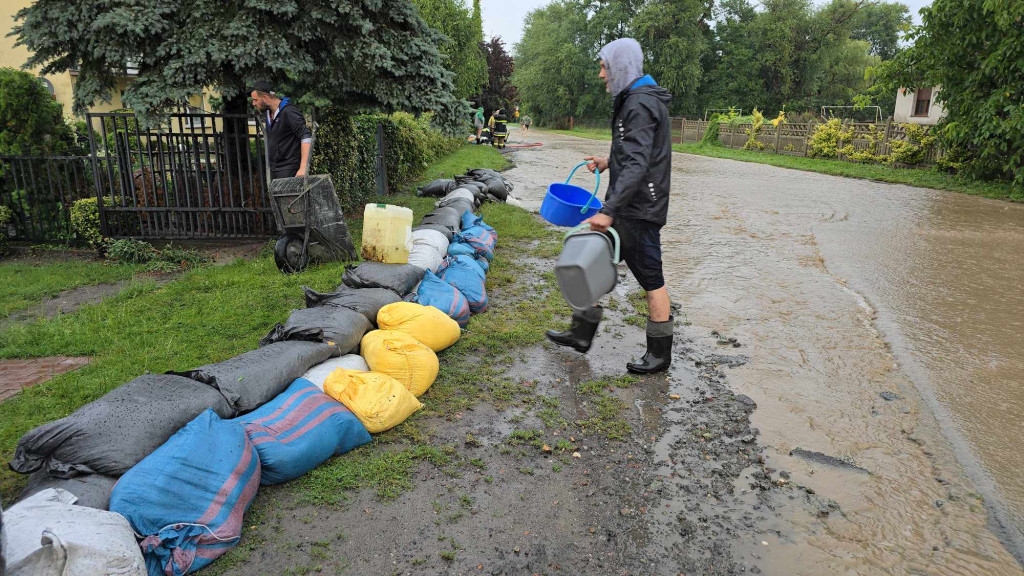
top-left (0, 155), bottom-right (93, 241)
top-left (86, 112), bottom-right (275, 239)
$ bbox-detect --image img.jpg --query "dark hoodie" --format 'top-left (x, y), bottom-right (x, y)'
top-left (598, 39), bottom-right (673, 225)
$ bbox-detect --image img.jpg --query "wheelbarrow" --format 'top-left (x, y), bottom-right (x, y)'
top-left (266, 110), bottom-right (356, 273)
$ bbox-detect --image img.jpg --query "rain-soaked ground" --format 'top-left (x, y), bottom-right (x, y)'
top-left (505, 128), bottom-right (1024, 574)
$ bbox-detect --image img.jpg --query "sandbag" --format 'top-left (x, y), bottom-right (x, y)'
top-left (452, 225), bottom-right (496, 261)
top-left (303, 285), bottom-right (401, 323)
top-left (232, 379), bottom-right (371, 484)
top-left (324, 369), bottom-right (422, 433)
top-left (360, 330), bottom-right (439, 396)
top-left (448, 241), bottom-right (476, 258)
top-left (416, 178), bottom-right (457, 197)
top-left (480, 177), bottom-right (510, 202)
top-left (110, 410), bottom-right (260, 576)
top-left (342, 261), bottom-right (425, 296)
top-left (461, 212), bottom-right (498, 242)
top-left (377, 302), bottom-right (461, 352)
top-left (19, 470), bottom-right (117, 511)
top-left (3, 488), bottom-right (146, 576)
top-left (435, 198), bottom-right (474, 221)
top-left (407, 228), bottom-right (448, 272)
top-left (440, 256), bottom-right (488, 314)
top-left (436, 188), bottom-right (476, 207)
top-left (414, 223), bottom-right (454, 242)
top-left (300, 354), bottom-right (370, 390)
top-left (174, 340), bottom-right (342, 412)
top-left (260, 306), bottom-right (371, 356)
top-left (419, 206), bottom-right (461, 235)
top-left (412, 270), bottom-right (471, 328)
top-left (10, 374), bottom-right (233, 478)
top-left (466, 168), bottom-right (507, 181)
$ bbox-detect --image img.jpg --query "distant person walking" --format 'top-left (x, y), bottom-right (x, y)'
top-left (545, 38), bottom-right (674, 374)
top-left (250, 81), bottom-right (312, 179)
top-left (473, 107), bottom-right (485, 144)
top-left (521, 114), bottom-right (532, 134)
top-left (514, 105), bottom-right (520, 123)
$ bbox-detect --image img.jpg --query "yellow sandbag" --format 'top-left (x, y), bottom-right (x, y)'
top-left (376, 302), bottom-right (461, 352)
top-left (323, 369), bottom-right (422, 433)
top-left (360, 330), bottom-right (439, 396)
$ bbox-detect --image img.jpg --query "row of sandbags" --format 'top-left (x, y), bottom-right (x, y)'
top-left (2, 189), bottom-right (501, 575)
top-left (416, 167), bottom-right (517, 204)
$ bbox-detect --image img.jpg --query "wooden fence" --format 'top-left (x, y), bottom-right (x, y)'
top-left (670, 118), bottom-right (938, 164)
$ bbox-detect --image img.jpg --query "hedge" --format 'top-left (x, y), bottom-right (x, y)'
top-left (312, 111), bottom-right (462, 214)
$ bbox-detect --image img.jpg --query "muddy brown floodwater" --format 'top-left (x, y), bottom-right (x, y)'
top-left (506, 129), bottom-right (1024, 574)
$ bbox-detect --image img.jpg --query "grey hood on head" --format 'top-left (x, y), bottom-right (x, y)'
top-left (598, 38), bottom-right (644, 96)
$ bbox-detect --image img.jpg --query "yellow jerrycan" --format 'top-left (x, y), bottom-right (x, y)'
top-left (361, 203), bottom-right (413, 263)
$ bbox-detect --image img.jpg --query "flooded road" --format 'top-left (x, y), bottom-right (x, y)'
top-left (505, 129), bottom-right (1023, 574)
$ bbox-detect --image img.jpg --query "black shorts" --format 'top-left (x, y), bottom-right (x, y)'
top-left (612, 218), bottom-right (665, 291)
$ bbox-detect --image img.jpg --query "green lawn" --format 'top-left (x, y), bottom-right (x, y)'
top-left (674, 142), bottom-right (1019, 202)
top-left (0, 142), bottom-right (542, 502)
top-left (536, 126), bottom-right (1019, 202)
top-left (0, 261), bottom-right (140, 317)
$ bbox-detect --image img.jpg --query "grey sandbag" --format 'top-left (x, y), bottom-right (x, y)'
top-left (173, 340), bottom-right (341, 412)
top-left (416, 178), bottom-right (457, 197)
top-left (303, 285), bottom-right (400, 322)
top-left (9, 374), bottom-right (233, 478)
top-left (437, 188), bottom-right (477, 207)
top-left (414, 223), bottom-right (454, 242)
top-left (480, 176), bottom-right (510, 202)
top-left (467, 168), bottom-right (505, 180)
top-left (420, 206), bottom-right (462, 234)
top-left (260, 306), bottom-right (371, 353)
top-left (20, 471), bottom-right (117, 510)
top-left (435, 199), bottom-right (473, 222)
top-left (341, 261), bottom-right (425, 296)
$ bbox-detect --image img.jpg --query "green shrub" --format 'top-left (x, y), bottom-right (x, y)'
top-left (313, 111), bottom-right (462, 214)
top-left (807, 119), bottom-right (854, 159)
top-left (0, 205), bottom-right (13, 256)
top-left (0, 67), bottom-right (77, 156)
top-left (935, 145), bottom-right (975, 175)
top-left (742, 108), bottom-right (767, 151)
top-left (70, 198), bottom-right (106, 252)
top-left (887, 124), bottom-right (936, 166)
top-left (701, 114), bottom-right (722, 146)
top-left (846, 124), bottom-right (886, 164)
top-left (105, 238), bottom-right (209, 271)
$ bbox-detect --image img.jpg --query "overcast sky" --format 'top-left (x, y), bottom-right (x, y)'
top-left (480, 0), bottom-right (932, 51)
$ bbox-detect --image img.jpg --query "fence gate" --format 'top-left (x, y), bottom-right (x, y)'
top-left (86, 111), bottom-right (275, 239)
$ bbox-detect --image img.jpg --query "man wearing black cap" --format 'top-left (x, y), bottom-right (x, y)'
top-left (250, 82), bottom-right (312, 179)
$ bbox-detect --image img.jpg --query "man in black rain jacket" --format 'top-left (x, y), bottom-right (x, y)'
top-left (546, 38), bottom-right (675, 374)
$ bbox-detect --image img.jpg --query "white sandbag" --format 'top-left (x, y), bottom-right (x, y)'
top-left (436, 188), bottom-right (476, 207)
top-left (3, 488), bottom-right (146, 576)
top-left (407, 228), bottom-right (449, 272)
top-left (505, 193), bottom-right (524, 208)
top-left (301, 354), bottom-right (371, 390)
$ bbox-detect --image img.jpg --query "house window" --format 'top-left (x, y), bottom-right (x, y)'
top-left (913, 87), bottom-right (932, 117)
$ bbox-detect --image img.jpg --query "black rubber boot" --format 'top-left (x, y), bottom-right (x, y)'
top-left (627, 316), bottom-right (674, 374)
top-left (546, 306), bottom-right (603, 353)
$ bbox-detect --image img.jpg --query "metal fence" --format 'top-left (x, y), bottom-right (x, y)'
top-left (86, 112), bottom-right (274, 239)
top-left (670, 117), bottom-right (939, 164)
top-left (0, 155), bottom-right (93, 241)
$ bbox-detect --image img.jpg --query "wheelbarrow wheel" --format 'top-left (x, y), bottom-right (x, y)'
top-left (274, 233), bottom-right (308, 273)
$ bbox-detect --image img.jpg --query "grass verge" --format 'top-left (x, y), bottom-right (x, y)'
top-left (674, 142), bottom-right (1019, 202)
top-left (0, 261), bottom-right (140, 317)
top-left (535, 126), bottom-right (1018, 201)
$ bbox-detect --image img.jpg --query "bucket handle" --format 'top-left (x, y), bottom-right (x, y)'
top-left (565, 162), bottom-right (601, 214)
top-left (565, 223), bottom-right (620, 264)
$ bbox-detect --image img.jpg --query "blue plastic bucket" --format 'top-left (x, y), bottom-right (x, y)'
top-left (540, 162), bottom-right (601, 226)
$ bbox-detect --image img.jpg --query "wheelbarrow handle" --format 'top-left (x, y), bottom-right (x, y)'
top-left (565, 161), bottom-right (601, 214)
top-left (564, 223), bottom-right (620, 264)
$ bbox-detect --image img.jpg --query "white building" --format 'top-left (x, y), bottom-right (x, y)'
top-left (894, 86), bottom-right (946, 125)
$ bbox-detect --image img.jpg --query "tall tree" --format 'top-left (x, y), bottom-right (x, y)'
top-left (849, 2), bottom-right (911, 61)
top-left (700, 0), bottom-right (765, 114)
top-left (12, 0), bottom-right (467, 134)
top-left (632, 0), bottom-right (713, 115)
top-left (411, 0), bottom-right (488, 100)
top-left (877, 0), bottom-right (1023, 194)
top-left (480, 37), bottom-right (518, 115)
top-left (513, 1), bottom-right (608, 127)
top-left (0, 68), bottom-right (77, 157)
